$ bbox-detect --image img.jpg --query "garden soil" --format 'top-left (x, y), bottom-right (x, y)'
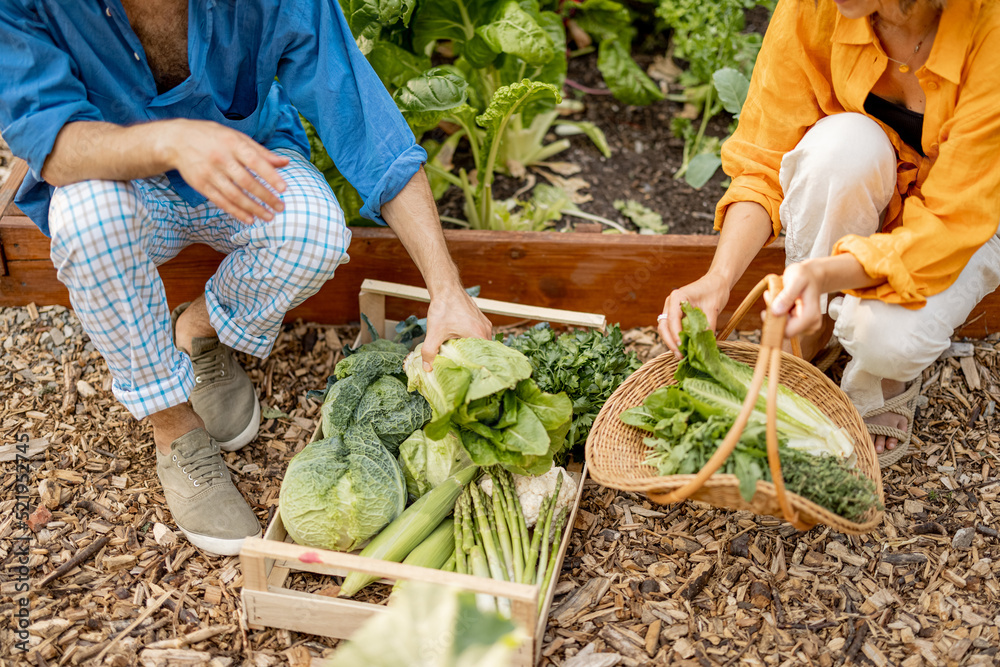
top-left (437, 50), bottom-right (729, 236)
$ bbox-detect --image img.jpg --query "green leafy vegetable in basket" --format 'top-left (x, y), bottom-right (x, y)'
top-left (675, 302), bottom-right (854, 460)
top-left (405, 339), bottom-right (572, 475)
top-left (619, 305), bottom-right (880, 520)
top-left (506, 323), bottom-right (641, 460)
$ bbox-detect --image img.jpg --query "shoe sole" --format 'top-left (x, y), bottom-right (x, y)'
top-left (216, 397), bottom-right (261, 452)
top-left (178, 525), bottom-right (263, 556)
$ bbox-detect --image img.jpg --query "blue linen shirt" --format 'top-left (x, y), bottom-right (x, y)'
top-left (0, 0), bottom-right (426, 235)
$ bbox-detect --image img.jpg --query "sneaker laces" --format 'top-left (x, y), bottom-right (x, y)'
top-left (173, 438), bottom-right (226, 486)
top-left (192, 343), bottom-right (227, 385)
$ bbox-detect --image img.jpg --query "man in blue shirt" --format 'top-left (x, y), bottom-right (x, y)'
top-left (0, 0), bottom-right (491, 555)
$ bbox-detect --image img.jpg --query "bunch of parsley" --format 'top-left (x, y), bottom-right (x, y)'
top-left (505, 323), bottom-right (641, 460)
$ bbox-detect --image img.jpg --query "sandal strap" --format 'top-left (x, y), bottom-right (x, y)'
top-left (866, 422), bottom-right (909, 441)
top-left (864, 377), bottom-right (923, 420)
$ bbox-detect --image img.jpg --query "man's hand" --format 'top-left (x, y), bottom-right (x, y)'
top-left (162, 120), bottom-right (289, 225)
top-left (658, 273), bottom-right (731, 358)
top-left (44, 120), bottom-right (289, 227)
top-left (421, 288), bottom-right (493, 370)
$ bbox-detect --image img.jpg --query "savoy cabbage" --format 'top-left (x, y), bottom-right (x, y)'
top-left (321, 339), bottom-right (432, 456)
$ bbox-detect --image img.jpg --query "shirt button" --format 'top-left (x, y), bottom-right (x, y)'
top-left (927, 81), bottom-right (939, 90)
top-left (105, 7), bottom-right (111, 17)
top-left (134, 52), bottom-right (141, 61)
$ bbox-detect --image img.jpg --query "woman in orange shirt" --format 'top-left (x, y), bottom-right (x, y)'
top-left (658, 0), bottom-right (1000, 467)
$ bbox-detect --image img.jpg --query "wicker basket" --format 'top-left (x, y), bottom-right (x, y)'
top-left (585, 275), bottom-right (884, 535)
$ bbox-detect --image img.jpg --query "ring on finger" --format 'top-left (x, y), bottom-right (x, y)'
top-left (656, 313), bottom-right (669, 322)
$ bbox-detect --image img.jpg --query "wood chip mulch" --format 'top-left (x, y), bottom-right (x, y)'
top-left (2, 307), bottom-right (999, 666)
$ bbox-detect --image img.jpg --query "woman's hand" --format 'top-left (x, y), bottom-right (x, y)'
top-left (161, 119), bottom-right (289, 225)
top-left (769, 261), bottom-right (826, 338)
top-left (658, 273), bottom-right (731, 358)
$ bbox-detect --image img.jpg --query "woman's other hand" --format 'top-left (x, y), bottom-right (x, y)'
top-left (770, 261), bottom-right (827, 339)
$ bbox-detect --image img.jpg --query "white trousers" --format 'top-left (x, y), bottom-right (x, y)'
top-left (779, 113), bottom-right (1000, 415)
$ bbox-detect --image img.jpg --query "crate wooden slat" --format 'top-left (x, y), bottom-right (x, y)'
top-left (241, 467), bottom-right (587, 666)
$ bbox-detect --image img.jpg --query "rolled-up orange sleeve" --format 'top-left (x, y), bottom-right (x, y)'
top-left (833, 10), bottom-right (1000, 307)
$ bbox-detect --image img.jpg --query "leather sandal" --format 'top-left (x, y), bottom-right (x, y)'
top-left (863, 377), bottom-right (927, 468)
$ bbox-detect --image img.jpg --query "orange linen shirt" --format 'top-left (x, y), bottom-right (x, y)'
top-left (715, 0), bottom-right (1000, 308)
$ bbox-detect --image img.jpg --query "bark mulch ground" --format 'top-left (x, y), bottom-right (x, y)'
top-left (2, 305), bottom-right (999, 666)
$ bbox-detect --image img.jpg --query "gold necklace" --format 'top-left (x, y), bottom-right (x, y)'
top-left (872, 14), bottom-right (938, 74)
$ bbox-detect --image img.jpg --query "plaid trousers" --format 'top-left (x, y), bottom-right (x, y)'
top-left (48, 149), bottom-right (350, 419)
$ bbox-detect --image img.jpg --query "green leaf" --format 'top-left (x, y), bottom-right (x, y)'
top-left (261, 405), bottom-right (290, 420)
top-left (476, 79), bottom-right (561, 188)
top-left (514, 380), bottom-right (572, 433)
top-left (393, 67), bottom-right (469, 112)
top-left (502, 404), bottom-right (551, 456)
top-left (341, 0), bottom-right (416, 41)
top-left (613, 199), bottom-right (668, 233)
top-left (412, 0), bottom-right (483, 55)
top-left (596, 38), bottom-right (664, 106)
top-left (555, 120), bottom-right (611, 157)
top-left (395, 68), bottom-right (471, 135)
top-left (713, 67), bottom-right (750, 117)
top-left (684, 152), bottom-right (723, 189)
top-left (328, 582), bottom-right (524, 667)
top-left (571, 0), bottom-right (631, 43)
top-left (477, 0), bottom-right (554, 65)
top-left (367, 42), bottom-right (431, 89)
top-left (462, 33), bottom-right (501, 69)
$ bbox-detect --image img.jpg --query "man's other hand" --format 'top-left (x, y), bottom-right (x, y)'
top-left (163, 120), bottom-right (289, 225)
top-left (420, 288), bottom-right (493, 370)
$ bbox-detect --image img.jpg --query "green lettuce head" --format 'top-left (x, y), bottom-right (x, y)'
top-left (279, 429), bottom-right (407, 552)
top-left (404, 339), bottom-right (533, 438)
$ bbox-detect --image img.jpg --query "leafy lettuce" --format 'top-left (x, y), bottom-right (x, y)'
top-left (405, 339), bottom-right (572, 475)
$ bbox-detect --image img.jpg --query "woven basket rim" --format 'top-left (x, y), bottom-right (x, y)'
top-left (586, 343), bottom-right (885, 535)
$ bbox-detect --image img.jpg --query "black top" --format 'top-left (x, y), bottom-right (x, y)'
top-left (864, 93), bottom-right (925, 156)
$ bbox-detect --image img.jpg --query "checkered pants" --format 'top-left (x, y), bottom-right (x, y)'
top-left (48, 149), bottom-right (350, 419)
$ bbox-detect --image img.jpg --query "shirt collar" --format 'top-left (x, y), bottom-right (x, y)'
top-left (831, 0), bottom-right (980, 85)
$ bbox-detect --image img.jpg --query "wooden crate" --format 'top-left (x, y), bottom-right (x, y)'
top-left (240, 282), bottom-right (597, 665)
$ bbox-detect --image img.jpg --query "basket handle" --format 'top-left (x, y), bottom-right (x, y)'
top-left (718, 276), bottom-right (803, 359)
top-left (647, 275), bottom-right (811, 531)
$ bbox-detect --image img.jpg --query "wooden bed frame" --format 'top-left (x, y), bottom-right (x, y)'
top-left (2, 156), bottom-right (997, 336)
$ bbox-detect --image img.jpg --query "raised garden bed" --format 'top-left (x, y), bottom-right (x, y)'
top-left (3, 158), bottom-right (999, 337)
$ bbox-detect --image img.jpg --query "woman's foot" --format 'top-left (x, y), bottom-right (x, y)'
top-left (866, 379), bottom-right (909, 453)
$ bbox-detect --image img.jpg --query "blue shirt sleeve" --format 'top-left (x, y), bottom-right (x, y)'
top-left (275, 0), bottom-right (427, 225)
top-left (0, 2), bottom-right (103, 179)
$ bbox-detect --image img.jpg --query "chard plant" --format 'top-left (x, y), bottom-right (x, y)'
top-left (561, 0), bottom-right (664, 106)
top-left (656, 0), bottom-right (770, 188)
top-left (308, 0), bottom-right (616, 229)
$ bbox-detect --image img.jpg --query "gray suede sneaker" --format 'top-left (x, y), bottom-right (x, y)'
top-left (171, 303), bottom-right (260, 451)
top-left (156, 429), bottom-right (261, 555)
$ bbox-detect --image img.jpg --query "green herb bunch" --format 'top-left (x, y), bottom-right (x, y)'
top-left (507, 323), bottom-right (641, 460)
